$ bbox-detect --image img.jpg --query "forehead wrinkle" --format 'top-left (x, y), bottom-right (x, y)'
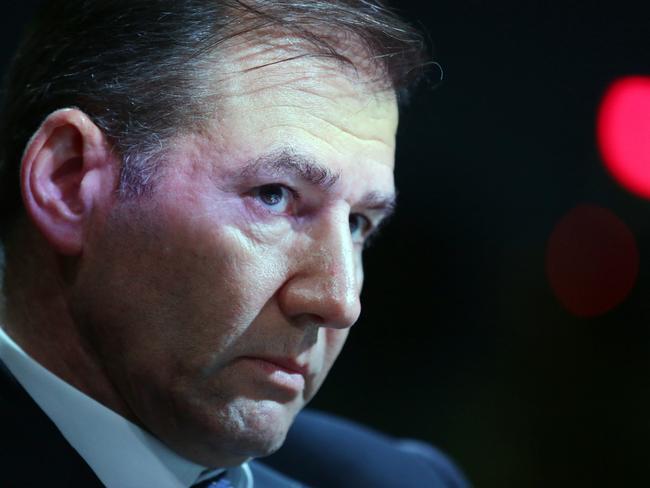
top-left (301, 110), bottom-right (396, 149)
top-left (235, 98), bottom-right (395, 150)
top-left (257, 123), bottom-right (342, 154)
top-left (239, 148), bottom-right (340, 189)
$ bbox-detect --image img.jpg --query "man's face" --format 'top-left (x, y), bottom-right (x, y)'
top-left (74, 52), bottom-right (398, 466)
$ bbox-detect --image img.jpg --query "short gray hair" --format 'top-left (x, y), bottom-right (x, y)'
top-left (0, 0), bottom-right (429, 240)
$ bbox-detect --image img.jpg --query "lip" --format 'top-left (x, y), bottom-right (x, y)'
top-left (253, 356), bottom-right (309, 376)
top-left (238, 356), bottom-right (308, 393)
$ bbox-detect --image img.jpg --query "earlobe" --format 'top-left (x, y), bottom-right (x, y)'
top-left (21, 108), bottom-right (116, 255)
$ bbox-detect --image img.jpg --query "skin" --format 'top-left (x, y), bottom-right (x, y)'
top-left (6, 49), bottom-right (398, 468)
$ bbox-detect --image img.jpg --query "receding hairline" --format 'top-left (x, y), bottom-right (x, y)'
top-left (186, 20), bottom-right (403, 121)
top-left (0, 0), bottom-right (429, 240)
top-left (222, 21), bottom-right (393, 82)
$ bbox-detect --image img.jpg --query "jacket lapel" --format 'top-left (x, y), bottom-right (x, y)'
top-left (0, 359), bottom-right (103, 487)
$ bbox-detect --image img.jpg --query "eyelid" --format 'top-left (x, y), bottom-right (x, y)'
top-left (248, 183), bottom-right (299, 216)
top-left (348, 213), bottom-right (372, 245)
top-left (361, 213), bottom-right (393, 248)
top-left (356, 213), bottom-right (373, 233)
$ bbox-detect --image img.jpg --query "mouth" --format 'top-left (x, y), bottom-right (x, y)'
top-left (237, 356), bottom-right (308, 394)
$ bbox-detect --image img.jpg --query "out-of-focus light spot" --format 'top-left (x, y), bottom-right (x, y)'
top-left (598, 76), bottom-right (650, 198)
top-left (546, 204), bottom-right (638, 317)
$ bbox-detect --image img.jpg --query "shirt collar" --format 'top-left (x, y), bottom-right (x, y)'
top-left (0, 326), bottom-right (251, 488)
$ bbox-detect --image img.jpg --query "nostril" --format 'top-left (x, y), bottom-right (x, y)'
top-left (327, 291), bottom-right (361, 329)
top-left (277, 271), bottom-right (361, 329)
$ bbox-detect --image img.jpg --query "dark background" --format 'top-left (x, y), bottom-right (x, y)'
top-left (2, 2), bottom-right (649, 487)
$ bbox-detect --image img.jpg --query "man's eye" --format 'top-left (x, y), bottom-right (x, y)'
top-left (252, 184), bottom-right (293, 213)
top-left (349, 213), bottom-right (371, 240)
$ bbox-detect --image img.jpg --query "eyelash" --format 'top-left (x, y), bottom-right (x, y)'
top-left (349, 213), bottom-right (371, 238)
top-left (251, 184), bottom-right (297, 213)
top-left (249, 183), bottom-right (374, 242)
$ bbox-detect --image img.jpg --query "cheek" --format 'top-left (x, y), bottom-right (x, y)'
top-left (323, 328), bottom-right (350, 368)
top-left (356, 252), bottom-right (365, 291)
top-left (86, 190), bottom-right (302, 370)
top-left (158, 228), bottom-right (290, 347)
top-left (305, 329), bottom-right (349, 400)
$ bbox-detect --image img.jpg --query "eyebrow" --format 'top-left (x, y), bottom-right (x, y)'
top-left (239, 149), bottom-right (340, 190)
top-left (358, 191), bottom-right (397, 221)
top-left (238, 148), bottom-right (397, 219)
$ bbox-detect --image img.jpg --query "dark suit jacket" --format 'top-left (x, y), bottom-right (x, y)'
top-left (0, 360), bottom-right (301, 487)
top-left (0, 360), bottom-right (469, 487)
top-left (262, 409), bottom-right (470, 487)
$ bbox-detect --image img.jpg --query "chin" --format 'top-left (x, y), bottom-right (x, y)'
top-left (230, 398), bottom-right (297, 452)
top-left (178, 397), bottom-right (299, 466)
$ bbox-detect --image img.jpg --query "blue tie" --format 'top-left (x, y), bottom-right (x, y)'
top-left (191, 471), bottom-right (233, 488)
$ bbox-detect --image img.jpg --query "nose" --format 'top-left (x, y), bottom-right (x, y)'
top-left (278, 213), bottom-right (362, 329)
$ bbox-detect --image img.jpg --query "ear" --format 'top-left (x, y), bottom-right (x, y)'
top-left (21, 108), bottom-right (118, 255)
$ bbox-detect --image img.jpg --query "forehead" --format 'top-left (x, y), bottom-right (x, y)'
top-left (200, 41), bottom-right (399, 178)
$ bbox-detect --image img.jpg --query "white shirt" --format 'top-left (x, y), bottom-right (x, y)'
top-left (0, 326), bottom-right (253, 488)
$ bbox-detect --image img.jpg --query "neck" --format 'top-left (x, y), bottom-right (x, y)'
top-left (2, 224), bottom-right (137, 424)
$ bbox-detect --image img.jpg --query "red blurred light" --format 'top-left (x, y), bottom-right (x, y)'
top-left (546, 204), bottom-right (638, 317)
top-left (598, 76), bottom-right (650, 198)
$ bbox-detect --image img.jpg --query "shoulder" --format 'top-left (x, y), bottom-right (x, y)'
top-left (260, 409), bottom-right (471, 488)
top-left (0, 360), bottom-right (103, 486)
top-left (249, 461), bottom-right (309, 488)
